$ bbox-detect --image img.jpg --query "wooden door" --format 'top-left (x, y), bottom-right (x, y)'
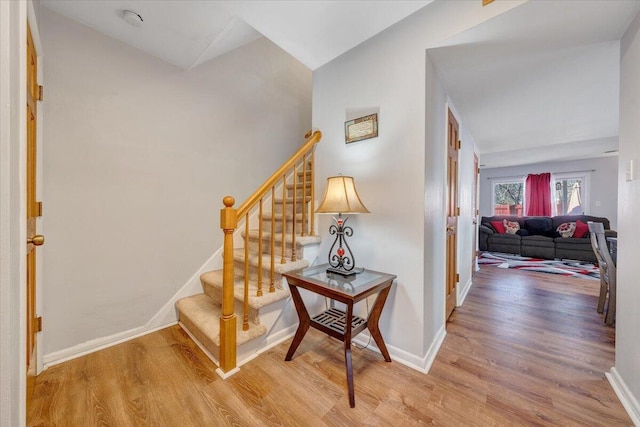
top-left (445, 109), bottom-right (459, 320)
top-left (472, 153), bottom-right (479, 277)
top-left (26, 23), bottom-right (42, 405)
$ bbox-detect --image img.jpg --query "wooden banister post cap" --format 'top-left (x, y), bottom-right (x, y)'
top-left (220, 196), bottom-right (237, 229)
top-left (223, 196), bottom-right (235, 207)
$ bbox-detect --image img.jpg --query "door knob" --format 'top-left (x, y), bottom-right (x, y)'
top-left (446, 226), bottom-right (455, 232)
top-left (27, 235), bottom-right (45, 246)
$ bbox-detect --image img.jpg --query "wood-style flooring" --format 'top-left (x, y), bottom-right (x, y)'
top-left (27, 266), bottom-right (631, 426)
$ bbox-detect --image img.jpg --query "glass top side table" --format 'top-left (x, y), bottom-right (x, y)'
top-left (283, 264), bottom-right (396, 408)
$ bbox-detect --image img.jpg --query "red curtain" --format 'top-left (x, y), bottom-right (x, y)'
top-left (525, 173), bottom-right (551, 216)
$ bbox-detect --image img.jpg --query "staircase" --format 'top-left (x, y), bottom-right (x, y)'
top-left (175, 131), bottom-right (322, 375)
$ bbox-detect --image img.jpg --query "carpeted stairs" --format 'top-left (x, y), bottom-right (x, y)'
top-left (176, 169), bottom-right (320, 363)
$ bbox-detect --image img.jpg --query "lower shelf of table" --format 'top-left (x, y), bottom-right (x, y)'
top-left (311, 308), bottom-right (366, 335)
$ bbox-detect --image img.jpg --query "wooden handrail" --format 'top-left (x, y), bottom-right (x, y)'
top-left (218, 130), bottom-right (321, 375)
top-left (237, 131), bottom-right (322, 218)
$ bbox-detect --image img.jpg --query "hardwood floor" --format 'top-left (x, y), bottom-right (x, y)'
top-left (28, 266), bottom-right (631, 426)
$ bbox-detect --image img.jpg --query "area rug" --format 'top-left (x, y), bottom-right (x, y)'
top-left (479, 252), bottom-right (600, 280)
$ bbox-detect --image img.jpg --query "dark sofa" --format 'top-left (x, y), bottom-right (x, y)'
top-left (478, 215), bottom-right (617, 263)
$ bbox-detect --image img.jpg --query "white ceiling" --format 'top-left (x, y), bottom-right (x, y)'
top-left (428, 0), bottom-right (640, 168)
top-left (42, 0), bottom-right (431, 71)
top-left (41, 0), bottom-right (640, 169)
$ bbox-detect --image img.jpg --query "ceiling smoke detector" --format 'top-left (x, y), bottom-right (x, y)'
top-left (122, 10), bottom-right (143, 27)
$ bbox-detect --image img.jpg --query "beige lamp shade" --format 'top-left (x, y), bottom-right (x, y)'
top-left (316, 175), bottom-right (370, 214)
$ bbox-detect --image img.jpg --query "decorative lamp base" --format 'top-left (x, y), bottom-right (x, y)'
top-left (326, 266), bottom-right (357, 277)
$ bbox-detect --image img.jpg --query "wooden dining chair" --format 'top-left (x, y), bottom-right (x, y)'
top-left (587, 221), bottom-right (616, 325)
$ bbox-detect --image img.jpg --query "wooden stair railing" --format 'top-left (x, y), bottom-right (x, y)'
top-left (218, 130), bottom-right (322, 373)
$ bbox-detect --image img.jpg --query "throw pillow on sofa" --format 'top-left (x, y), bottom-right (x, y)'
top-left (573, 219), bottom-right (589, 238)
top-left (503, 219), bottom-right (520, 234)
top-left (556, 222), bottom-right (576, 238)
top-left (490, 220), bottom-right (506, 234)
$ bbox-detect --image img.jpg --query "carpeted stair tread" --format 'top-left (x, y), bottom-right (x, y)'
top-left (261, 212), bottom-right (305, 221)
top-left (233, 247), bottom-right (310, 272)
top-left (273, 197), bottom-right (311, 204)
top-left (200, 270), bottom-right (290, 309)
top-left (242, 229), bottom-right (321, 246)
top-left (286, 182), bottom-right (312, 189)
top-left (176, 294), bottom-right (267, 352)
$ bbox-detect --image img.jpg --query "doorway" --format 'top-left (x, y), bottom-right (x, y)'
top-left (445, 108), bottom-right (459, 320)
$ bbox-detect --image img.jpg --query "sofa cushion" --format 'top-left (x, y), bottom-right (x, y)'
top-left (490, 220), bottom-right (506, 234)
top-left (545, 229), bottom-right (561, 238)
top-left (521, 235), bottom-right (555, 247)
top-left (516, 229), bottom-right (529, 236)
top-left (573, 219), bottom-right (589, 238)
top-left (554, 237), bottom-right (592, 248)
top-left (524, 218), bottom-right (552, 236)
top-left (556, 222), bottom-right (576, 238)
top-left (504, 219), bottom-right (520, 234)
top-left (487, 233), bottom-right (521, 255)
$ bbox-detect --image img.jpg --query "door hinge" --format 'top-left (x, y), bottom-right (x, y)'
top-left (38, 85), bottom-right (44, 101)
top-left (36, 201), bottom-right (43, 217)
top-left (456, 273), bottom-right (460, 283)
top-left (456, 139), bottom-right (461, 150)
top-left (36, 316), bottom-right (43, 332)
top-left (476, 166), bottom-right (481, 175)
top-left (456, 207), bottom-right (460, 216)
top-left (476, 209), bottom-right (479, 216)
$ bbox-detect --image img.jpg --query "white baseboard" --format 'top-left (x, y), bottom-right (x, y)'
top-left (607, 367), bottom-right (640, 426)
top-left (216, 367), bottom-right (240, 379)
top-left (457, 278), bottom-right (473, 306)
top-left (43, 321), bottom-right (177, 369)
top-left (352, 324), bottom-right (446, 374)
top-left (258, 324), bottom-right (297, 355)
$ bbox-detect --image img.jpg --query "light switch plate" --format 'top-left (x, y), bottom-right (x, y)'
top-left (626, 159), bottom-right (635, 182)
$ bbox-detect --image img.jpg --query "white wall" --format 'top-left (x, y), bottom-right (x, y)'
top-left (479, 156), bottom-right (619, 229)
top-left (312, 1), bottom-right (525, 369)
top-left (0, 1), bottom-right (27, 425)
top-left (40, 9), bottom-right (311, 356)
top-left (613, 9), bottom-right (640, 423)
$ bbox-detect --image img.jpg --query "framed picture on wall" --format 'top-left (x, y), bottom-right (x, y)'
top-left (345, 113), bottom-right (378, 144)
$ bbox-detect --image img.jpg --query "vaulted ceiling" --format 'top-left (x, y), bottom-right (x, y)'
top-left (41, 1), bottom-right (640, 168)
top-left (41, 0), bottom-right (431, 70)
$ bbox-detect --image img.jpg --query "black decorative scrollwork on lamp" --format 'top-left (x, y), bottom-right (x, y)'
top-left (316, 175), bottom-right (370, 276)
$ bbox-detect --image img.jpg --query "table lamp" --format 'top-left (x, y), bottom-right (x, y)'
top-left (316, 175), bottom-right (370, 276)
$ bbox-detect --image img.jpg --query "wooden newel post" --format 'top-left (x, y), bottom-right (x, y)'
top-left (219, 196), bottom-right (237, 373)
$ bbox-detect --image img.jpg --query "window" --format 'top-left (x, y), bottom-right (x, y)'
top-left (552, 173), bottom-right (590, 215)
top-left (492, 179), bottom-right (525, 216)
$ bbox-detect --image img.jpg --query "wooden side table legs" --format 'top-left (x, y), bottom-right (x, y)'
top-left (285, 286), bottom-right (310, 361)
top-left (283, 268), bottom-right (395, 408)
top-left (367, 286), bottom-right (392, 362)
top-left (344, 304), bottom-right (355, 407)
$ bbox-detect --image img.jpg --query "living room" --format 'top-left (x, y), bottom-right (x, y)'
top-left (477, 155), bottom-right (618, 263)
